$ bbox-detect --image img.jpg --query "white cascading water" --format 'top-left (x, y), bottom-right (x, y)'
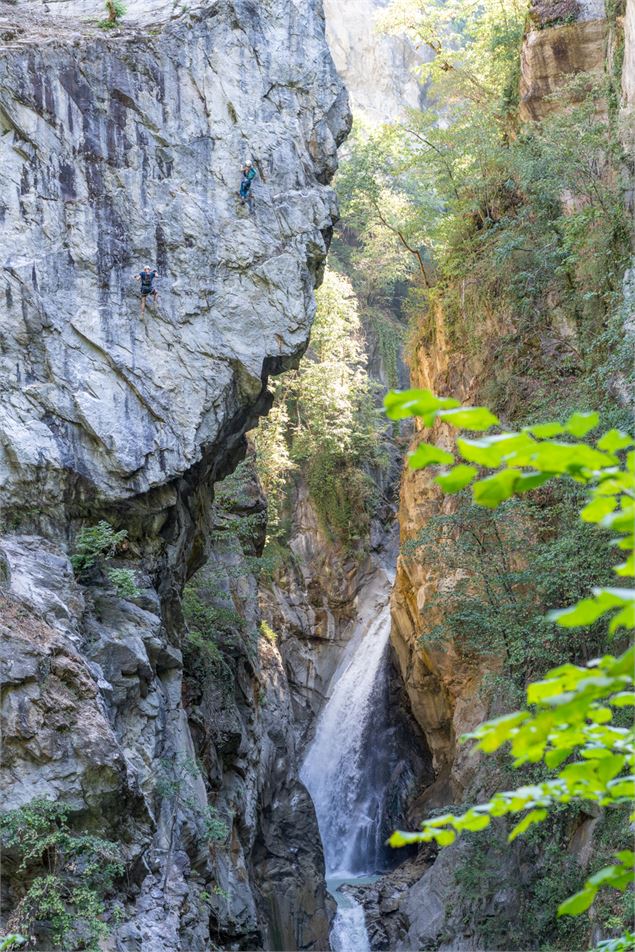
top-left (301, 599), bottom-right (393, 952)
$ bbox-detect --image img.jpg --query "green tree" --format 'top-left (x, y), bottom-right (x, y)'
top-left (253, 269), bottom-right (385, 545)
top-left (385, 388), bottom-right (634, 943)
top-left (104, 0), bottom-right (125, 24)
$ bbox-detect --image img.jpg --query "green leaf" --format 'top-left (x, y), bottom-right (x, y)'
top-left (473, 470), bottom-right (520, 508)
top-left (408, 443), bottom-right (455, 469)
top-left (471, 711), bottom-right (529, 752)
top-left (457, 812), bottom-right (491, 832)
top-left (566, 411), bottom-right (600, 438)
top-left (437, 406), bottom-right (500, 431)
top-left (514, 471), bottom-right (552, 493)
top-left (545, 748), bottom-right (572, 769)
top-left (581, 497), bottom-right (618, 523)
top-left (610, 692), bottom-right (635, 707)
top-left (528, 442), bottom-right (614, 475)
top-left (457, 433), bottom-right (534, 467)
top-left (425, 813), bottom-right (457, 828)
top-left (434, 829), bottom-right (456, 846)
top-left (384, 389), bottom-right (460, 421)
top-left (557, 888), bottom-right (597, 916)
top-left (388, 829), bottom-right (425, 847)
top-left (609, 603), bottom-right (635, 634)
top-left (615, 850), bottom-right (635, 866)
top-left (597, 587), bottom-right (635, 603)
top-left (587, 865), bottom-right (631, 888)
top-left (549, 590), bottom-right (626, 628)
top-left (609, 646), bottom-right (635, 675)
top-left (597, 430), bottom-right (634, 453)
top-left (508, 809), bottom-right (547, 842)
top-left (523, 422), bottom-right (565, 438)
top-left (615, 554), bottom-right (635, 578)
top-left (607, 778), bottom-right (635, 798)
top-left (434, 464), bottom-right (478, 493)
top-left (601, 505), bottom-right (635, 532)
top-left (596, 755), bottom-right (626, 784)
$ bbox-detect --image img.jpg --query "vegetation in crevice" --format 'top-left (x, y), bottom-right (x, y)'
top-left (0, 800), bottom-right (124, 951)
top-left (71, 521), bottom-right (140, 599)
top-left (182, 460), bottom-right (267, 692)
top-left (98, 0), bottom-right (126, 27)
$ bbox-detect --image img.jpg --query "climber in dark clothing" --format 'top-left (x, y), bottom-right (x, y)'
top-left (240, 160), bottom-right (256, 206)
top-left (135, 266), bottom-right (159, 313)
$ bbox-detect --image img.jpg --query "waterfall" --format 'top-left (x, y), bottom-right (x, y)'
top-left (301, 590), bottom-right (395, 951)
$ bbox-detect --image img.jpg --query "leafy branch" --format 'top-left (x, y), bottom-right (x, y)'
top-left (385, 388), bottom-right (634, 935)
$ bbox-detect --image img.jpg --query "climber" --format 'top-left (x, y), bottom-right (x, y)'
top-left (239, 160), bottom-right (257, 207)
top-left (135, 265), bottom-right (159, 313)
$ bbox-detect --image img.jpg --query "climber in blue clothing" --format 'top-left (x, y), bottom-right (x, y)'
top-left (240, 160), bottom-right (256, 207)
top-left (135, 265), bottom-right (159, 314)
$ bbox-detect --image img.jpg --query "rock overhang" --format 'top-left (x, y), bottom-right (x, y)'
top-left (0, 0), bottom-right (351, 515)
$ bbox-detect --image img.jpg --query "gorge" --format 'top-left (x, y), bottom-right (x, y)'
top-left (1, 0), bottom-right (634, 951)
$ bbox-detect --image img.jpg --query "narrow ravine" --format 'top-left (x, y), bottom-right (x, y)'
top-left (301, 575), bottom-right (397, 951)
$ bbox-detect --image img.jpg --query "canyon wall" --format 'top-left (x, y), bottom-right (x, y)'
top-left (323, 0), bottom-right (429, 123)
top-left (370, 2), bottom-right (635, 948)
top-left (0, 1), bottom-right (350, 948)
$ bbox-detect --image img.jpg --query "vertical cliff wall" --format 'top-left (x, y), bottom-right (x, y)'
top-left (0, 2), bottom-right (351, 948)
top-left (323, 0), bottom-right (429, 123)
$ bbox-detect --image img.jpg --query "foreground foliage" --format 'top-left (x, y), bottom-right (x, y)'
top-left (385, 389), bottom-right (634, 941)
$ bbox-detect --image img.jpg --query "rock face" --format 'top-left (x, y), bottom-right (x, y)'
top-left (324, 0), bottom-right (430, 123)
top-left (0, 2), bottom-right (349, 949)
top-left (0, 0), bottom-right (349, 514)
top-left (182, 465), bottom-right (334, 951)
top-left (520, 0), bottom-right (609, 120)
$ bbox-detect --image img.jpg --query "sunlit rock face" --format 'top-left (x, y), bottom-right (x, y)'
top-left (520, 0), bottom-right (609, 120)
top-left (0, 0), bottom-right (350, 515)
top-left (0, 2), bottom-right (349, 948)
top-left (324, 0), bottom-right (429, 123)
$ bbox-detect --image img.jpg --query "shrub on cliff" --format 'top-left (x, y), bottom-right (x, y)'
top-left (0, 799), bottom-right (124, 950)
top-left (71, 521), bottom-right (140, 599)
top-left (99, 0), bottom-right (126, 27)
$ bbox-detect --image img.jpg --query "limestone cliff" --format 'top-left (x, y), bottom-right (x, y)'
top-left (323, 0), bottom-right (429, 123)
top-left (0, 1), bottom-right (350, 948)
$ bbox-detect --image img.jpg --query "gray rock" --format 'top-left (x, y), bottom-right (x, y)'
top-left (0, 1), bottom-right (350, 947)
top-left (0, 1), bottom-right (350, 516)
